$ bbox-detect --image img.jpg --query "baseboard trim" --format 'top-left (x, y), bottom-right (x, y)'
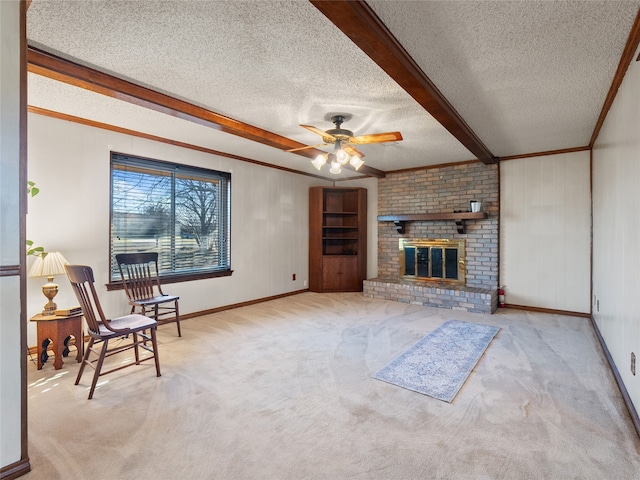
top-left (590, 315), bottom-right (640, 439)
top-left (503, 304), bottom-right (591, 318)
top-left (1, 458), bottom-right (31, 480)
top-left (180, 289), bottom-right (309, 320)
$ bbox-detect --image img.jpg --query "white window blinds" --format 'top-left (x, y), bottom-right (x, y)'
top-left (110, 153), bottom-right (231, 281)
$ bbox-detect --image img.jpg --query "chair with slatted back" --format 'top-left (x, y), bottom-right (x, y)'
top-left (115, 252), bottom-right (181, 337)
top-left (64, 264), bottom-right (161, 399)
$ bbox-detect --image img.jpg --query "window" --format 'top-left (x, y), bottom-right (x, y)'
top-left (110, 153), bottom-right (231, 284)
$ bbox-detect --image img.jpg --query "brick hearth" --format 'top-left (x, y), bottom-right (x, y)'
top-left (363, 279), bottom-right (498, 314)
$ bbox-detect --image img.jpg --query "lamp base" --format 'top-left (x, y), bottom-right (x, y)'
top-left (42, 276), bottom-right (59, 316)
top-left (42, 300), bottom-right (58, 316)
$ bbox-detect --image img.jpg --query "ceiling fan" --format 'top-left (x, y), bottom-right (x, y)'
top-left (289, 114), bottom-right (403, 174)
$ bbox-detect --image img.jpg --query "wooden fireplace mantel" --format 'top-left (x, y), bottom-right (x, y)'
top-left (377, 212), bottom-right (488, 234)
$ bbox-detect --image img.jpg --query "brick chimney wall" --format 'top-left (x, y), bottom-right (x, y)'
top-left (377, 162), bottom-right (499, 289)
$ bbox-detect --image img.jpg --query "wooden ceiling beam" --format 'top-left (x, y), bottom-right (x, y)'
top-left (310, 0), bottom-right (497, 165)
top-left (27, 106), bottom-right (337, 180)
top-left (27, 46), bottom-right (386, 178)
top-left (27, 47), bottom-right (314, 153)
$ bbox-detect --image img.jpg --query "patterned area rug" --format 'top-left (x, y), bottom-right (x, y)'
top-left (373, 320), bottom-right (500, 402)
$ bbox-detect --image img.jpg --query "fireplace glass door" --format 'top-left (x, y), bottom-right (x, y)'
top-left (400, 239), bottom-right (465, 285)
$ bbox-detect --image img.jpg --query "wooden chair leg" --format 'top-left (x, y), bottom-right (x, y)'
top-left (175, 301), bottom-right (181, 337)
top-left (75, 337), bottom-right (95, 385)
top-left (88, 338), bottom-right (109, 399)
top-left (151, 327), bottom-right (161, 377)
top-left (133, 332), bottom-right (140, 364)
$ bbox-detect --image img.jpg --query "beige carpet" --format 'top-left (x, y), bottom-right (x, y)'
top-left (24, 292), bottom-right (640, 479)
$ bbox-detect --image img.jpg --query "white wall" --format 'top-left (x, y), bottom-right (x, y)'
top-left (0, 0), bottom-right (24, 469)
top-left (592, 43), bottom-right (640, 411)
top-left (25, 113), bottom-right (337, 345)
top-left (500, 151), bottom-right (591, 313)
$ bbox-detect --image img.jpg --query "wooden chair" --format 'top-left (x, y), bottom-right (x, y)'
top-left (64, 264), bottom-right (161, 399)
top-left (115, 252), bottom-right (181, 337)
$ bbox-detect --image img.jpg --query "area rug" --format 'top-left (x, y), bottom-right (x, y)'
top-left (373, 320), bottom-right (500, 402)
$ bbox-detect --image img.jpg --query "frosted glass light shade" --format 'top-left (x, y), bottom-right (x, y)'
top-left (336, 149), bottom-right (350, 165)
top-left (310, 148), bottom-right (367, 174)
top-left (311, 155), bottom-right (327, 170)
top-left (349, 155), bottom-right (364, 170)
top-left (329, 160), bottom-right (342, 174)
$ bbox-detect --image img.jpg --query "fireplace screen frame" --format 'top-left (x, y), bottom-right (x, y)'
top-left (399, 238), bottom-right (466, 285)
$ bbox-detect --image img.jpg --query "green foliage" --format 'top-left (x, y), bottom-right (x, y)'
top-left (27, 180), bottom-right (40, 197)
top-left (26, 240), bottom-right (45, 257)
top-left (26, 181), bottom-right (44, 256)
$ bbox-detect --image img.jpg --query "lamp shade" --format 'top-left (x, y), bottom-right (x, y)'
top-left (28, 251), bottom-right (69, 278)
top-left (349, 155), bottom-right (365, 171)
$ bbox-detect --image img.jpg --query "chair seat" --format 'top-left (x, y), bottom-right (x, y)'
top-left (98, 314), bottom-right (158, 337)
top-left (131, 294), bottom-right (179, 307)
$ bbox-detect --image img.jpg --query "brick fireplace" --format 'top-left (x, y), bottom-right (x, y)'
top-left (363, 162), bottom-right (499, 314)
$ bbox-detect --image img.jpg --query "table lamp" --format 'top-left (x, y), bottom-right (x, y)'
top-left (28, 251), bottom-right (69, 315)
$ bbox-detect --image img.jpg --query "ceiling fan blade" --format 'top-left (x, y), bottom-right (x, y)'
top-left (301, 124), bottom-right (336, 141)
top-left (287, 143), bottom-right (327, 153)
top-left (350, 131), bottom-right (403, 144)
top-left (343, 145), bottom-right (365, 158)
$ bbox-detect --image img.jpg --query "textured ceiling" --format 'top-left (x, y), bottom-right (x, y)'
top-left (26, 0), bottom-right (640, 178)
top-left (368, 0), bottom-right (639, 156)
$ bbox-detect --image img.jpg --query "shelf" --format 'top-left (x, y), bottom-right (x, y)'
top-left (311, 187), bottom-right (367, 292)
top-left (377, 212), bottom-right (487, 222)
top-left (377, 212), bottom-right (488, 234)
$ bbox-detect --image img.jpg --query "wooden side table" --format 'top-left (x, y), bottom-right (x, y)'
top-left (30, 313), bottom-right (84, 370)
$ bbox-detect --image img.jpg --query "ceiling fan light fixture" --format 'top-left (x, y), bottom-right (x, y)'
top-left (311, 154), bottom-right (327, 170)
top-left (329, 159), bottom-right (342, 175)
top-left (310, 151), bottom-right (364, 174)
top-left (299, 114), bottom-right (402, 175)
top-left (349, 155), bottom-right (364, 170)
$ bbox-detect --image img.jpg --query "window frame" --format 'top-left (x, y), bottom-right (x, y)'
top-left (107, 152), bottom-right (232, 290)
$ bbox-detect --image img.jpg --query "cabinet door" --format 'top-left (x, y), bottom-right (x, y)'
top-left (322, 256), bottom-right (358, 291)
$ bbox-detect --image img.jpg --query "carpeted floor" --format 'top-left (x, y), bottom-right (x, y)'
top-left (24, 292), bottom-right (640, 479)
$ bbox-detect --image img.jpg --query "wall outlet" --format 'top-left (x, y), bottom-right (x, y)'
top-left (292, 273), bottom-right (296, 281)
top-left (632, 352), bottom-right (636, 376)
top-left (303, 280), bottom-right (308, 287)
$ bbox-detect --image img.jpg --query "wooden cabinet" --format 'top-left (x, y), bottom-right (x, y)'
top-left (309, 187), bottom-right (367, 292)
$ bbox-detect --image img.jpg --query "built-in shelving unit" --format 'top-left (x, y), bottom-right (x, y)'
top-left (377, 212), bottom-right (487, 234)
top-left (310, 187), bottom-right (367, 292)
